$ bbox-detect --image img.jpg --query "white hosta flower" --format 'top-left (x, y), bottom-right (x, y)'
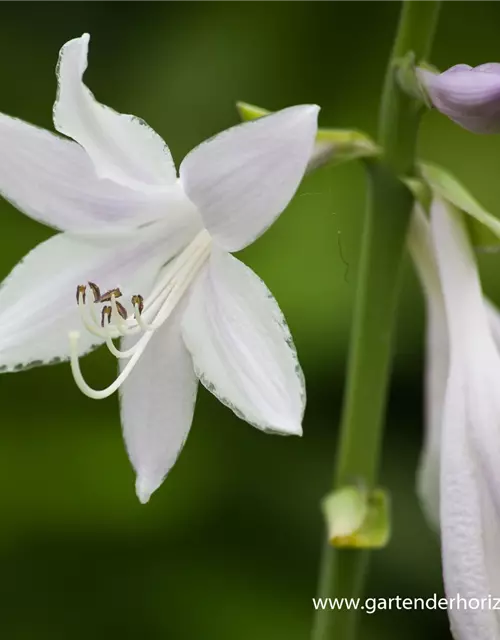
top-left (412, 198), bottom-right (500, 639)
top-left (0, 34), bottom-right (319, 502)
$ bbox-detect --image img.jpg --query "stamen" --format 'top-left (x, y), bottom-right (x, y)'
top-left (104, 335), bottom-right (140, 359)
top-left (77, 282), bottom-right (132, 339)
top-left (115, 300), bottom-right (128, 320)
top-left (101, 305), bottom-right (112, 328)
top-left (76, 285), bottom-right (86, 305)
top-left (76, 286), bottom-right (114, 338)
top-left (70, 331), bottom-right (154, 400)
top-left (131, 294), bottom-right (144, 315)
top-left (79, 300), bottom-right (120, 339)
top-left (88, 282), bottom-right (101, 302)
top-left (70, 229), bottom-right (212, 399)
top-left (109, 294), bottom-right (129, 332)
top-left (133, 303), bottom-right (155, 332)
top-left (99, 288), bottom-right (123, 303)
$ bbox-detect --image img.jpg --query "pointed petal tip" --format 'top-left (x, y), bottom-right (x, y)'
top-left (291, 104), bottom-right (320, 122)
top-left (302, 104), bottom-right (320, 115)
top-left (270, 420), bottom-right (303, 437)
top-left (62, 33), bottom-right (90, 54)
top-left (290, 422), bottom-right (303, 437)
top-left (135, 477), bottom-right (156, 505)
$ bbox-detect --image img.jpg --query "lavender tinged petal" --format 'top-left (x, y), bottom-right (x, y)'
top-left (418, 65), bottom-right (500, 133)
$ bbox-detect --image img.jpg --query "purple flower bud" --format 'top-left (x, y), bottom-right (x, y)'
top-left (418, 64), bottom-right (500, 133)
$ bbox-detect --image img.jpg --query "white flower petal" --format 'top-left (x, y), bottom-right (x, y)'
top-left (485, 298), bottom-right (500, 349)
top-left (431, 198), bottom-right (500, 637)
top-left (179, 105), bottom-right (319, 251)
top-left (410, 208), bottom-right (500, 532)
top-left (431, 199), bottom-right (500, 508)
top-left (54, 34), bottom-right (176, 190)
top-left (0, 217), bottom-right (196, 372)
top-left (119, 301), bottom-right (198, 504)
top-left (408, 208), bottom-right (448, 529)
top-left (430, 199), bottom-right (489, 354)
top-left (419, 298), bottom-right (500, 533)
top-left (417, 301), bottom-right (448, 530)
top-left (182, 248), bottom-right (305, 435)
top-left (440, 370), bottom-right (500, 640)
top-left (0, 112), bottom-right (172, 232)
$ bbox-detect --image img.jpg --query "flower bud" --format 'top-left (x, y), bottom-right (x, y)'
top-left (418, 64), bottom-right (500, 133)
top-left (321, 486), bottom-right (390, 549)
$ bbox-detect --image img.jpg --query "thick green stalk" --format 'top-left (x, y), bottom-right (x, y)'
top-left (311, 2), bottom-right (441, 639)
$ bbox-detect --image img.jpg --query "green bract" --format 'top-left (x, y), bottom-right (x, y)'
top-left (394, 51), bottom-right (431, 106)
top-left (420, 162), bottom-right (500, 250)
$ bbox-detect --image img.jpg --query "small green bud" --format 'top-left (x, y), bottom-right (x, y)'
top-left (321, 486), bottom-right (391, 549)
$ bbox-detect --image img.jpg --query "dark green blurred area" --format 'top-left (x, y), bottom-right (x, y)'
top-left (1, 2), bottom-right (500, 638)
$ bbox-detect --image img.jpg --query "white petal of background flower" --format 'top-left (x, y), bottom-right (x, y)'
top-left (486, 299), bottom-right (500, 349)
top-left (440, 371), bottom-right (500, 640)
top-left (418, 301), bottom-right (448, 530)
top-left (0, 112), bottom-right (172, 232)
top-left (408, 208), bottom-right (448, 529)
top-left (0, 218), bottom-right (195, 372)
top-left (432, 200), bottom-right (500, 511)
top-left (410, 207), bottom-right (500, 532)
top-left (54, 34), bottom-right (177, 190)
top-left (179, 104), bottom-right (319, 252)
top-left (431, 200), bottom-right (500, 638)
top-left (418, 298), bottom-right (500, 533)
top-left (431, 199), bottom-right (488, 352)
top-left (120, 301), bottom-right (198, 504)
top-left (182, 247), bottom-right (305, 435)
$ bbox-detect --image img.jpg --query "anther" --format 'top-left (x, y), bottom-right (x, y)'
top-left (99, 287), bottom-right (123, 303)
top-left (115, 301), bottom-right (128, 321)
top-left (88, 282), bottom-right (101, 302)
top-left (101, 305), bottom-right (112, 328)
top-left (76, 284), bottom-right (86, 304)
top-left (131, 294), bottom-right (144, 315)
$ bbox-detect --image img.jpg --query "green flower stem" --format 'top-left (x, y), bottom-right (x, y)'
top-left (311, 2), bottom-right (441, 639)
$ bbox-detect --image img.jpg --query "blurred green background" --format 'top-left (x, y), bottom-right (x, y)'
top-left (1, 2), bottom-right (500, 638)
